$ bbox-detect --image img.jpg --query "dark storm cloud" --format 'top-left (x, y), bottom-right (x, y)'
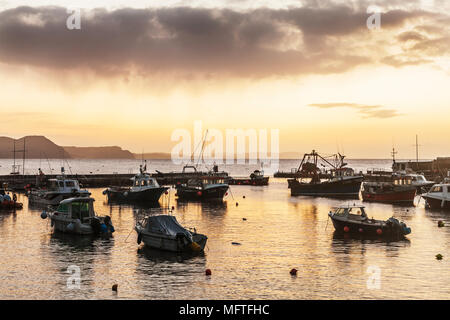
top-left (309, 103), bottom-right (402, 119)
top-left (0, 5), bottom-right (441, 78)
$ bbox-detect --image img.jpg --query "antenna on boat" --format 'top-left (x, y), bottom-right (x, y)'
top-left (391, 147), bottom-right (397, 164)
top-left (412, 134), bottom-right (422, 171)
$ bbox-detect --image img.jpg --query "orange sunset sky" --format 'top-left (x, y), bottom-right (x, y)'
top-left (0, 0), bottom-right (449, 158)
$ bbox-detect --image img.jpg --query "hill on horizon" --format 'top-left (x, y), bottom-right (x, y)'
top-left (0, 135), bottom-right (70, 159)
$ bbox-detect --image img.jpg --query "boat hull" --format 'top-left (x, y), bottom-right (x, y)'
top-left (422, 195), bottom-right (450, 210)
top-left (229, 177), bottom-right (269, 186)
top-left (105, 187), bottom-right (168, 203)
top-left (361, 188), bottom-right (416, 204)
top-left (136, 227), bottom-right (207, 252)
top-left (176, 185), bottom-right (229, 201)
top-left (0, 201), bottom-right (23, 210)
top-left (51, 217), bottom-right (95, 235)
top-left (288, 177), bottom-right (362, 197)
top-left (330, 216), bottom-right (409, 238)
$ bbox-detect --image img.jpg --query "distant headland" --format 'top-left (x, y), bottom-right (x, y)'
top-left (0, 136), bottom-right (171, 160)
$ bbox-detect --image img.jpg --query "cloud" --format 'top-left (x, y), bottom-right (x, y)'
top-left (308, 102), bottom-right (402, 119)
top-left (0, 4), bottom-right (442, 80)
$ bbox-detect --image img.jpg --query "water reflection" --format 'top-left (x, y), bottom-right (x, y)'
top-left (0, 181), bottom-right (449, 299)
top-left (137, 245), bottom-right (205, 263)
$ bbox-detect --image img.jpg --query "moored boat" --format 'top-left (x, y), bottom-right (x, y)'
top-left (135, 215), bottom-right (207, 252)
top-left (0, 188), bottom-right (23, 210)
top-left (176, 176), bottom-right (229, 201)
top-left (103, 165), bottom-right (168, 203)
top-left (229, 169), bottom-right (269, 186)
top-left (421, 183), bottom-right (450, 209)
top-left (41, 197), bottom-right (114, 235)
top-left (288, 150), bottom-right (363, 197)
top-left (361, 178), bottom-right (417, 204)
top-left (328, 205), bottom-right (411, 238)
top-left (27, 168), bottom-right (90, 206)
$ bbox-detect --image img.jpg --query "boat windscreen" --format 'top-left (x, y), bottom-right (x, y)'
top-left (57, 203), bottom-right (69, 213)
top-left (71, 201), bottom-right (91, 220)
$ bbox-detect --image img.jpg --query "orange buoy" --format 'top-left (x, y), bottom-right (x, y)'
top-left (376, 228), bottom-right (383, 235)
top-left (343, 226), bottom-right (350, 233)
top-left (197, 191), bottom-right (202, 196)
top-left (205, 269), bottom-right (212, 276)
top-left (290, 268), bottom-right (298, 276)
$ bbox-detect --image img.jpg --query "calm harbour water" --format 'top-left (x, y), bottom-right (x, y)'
top-left (0, 159), bottom-right (449, 299)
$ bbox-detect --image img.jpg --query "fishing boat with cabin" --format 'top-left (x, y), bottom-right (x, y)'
top-left (328, 204), bottom-right (411, 238)
top-left (27, 167), bottom-right (90, 206)
top-left (421, 182), bottom-right (450, 209)
top-left (41, 197), bottom-right (115, 235)
top-left (103, 162), bottom-right (168, 203)
top-left (176, 176), bottom-right (229, 201)
top-left (361, 175), bottom-right (417, 204)
top-left (288, 150), bottom-right (363, 197)
top-left (229, 169), bottom-right (269, 186)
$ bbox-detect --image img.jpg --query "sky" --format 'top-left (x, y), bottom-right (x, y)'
top-left (0, 0), bottom-right (449, 158)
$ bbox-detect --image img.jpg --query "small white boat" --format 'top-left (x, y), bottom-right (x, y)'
top-left (41, 197), bottom-right (114, 235)
top-left (135, 215), bottom-right (207, 252)
top-left (422, 183), bottom-right (450, 210)
top-left (28, 169), bottom-right (90, 206)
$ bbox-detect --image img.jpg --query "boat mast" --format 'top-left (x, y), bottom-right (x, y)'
top-left (195, 129), bottom-right (208, 168)
top-left (22, 137), bottom-right (25, 176)
top-left (415, 134), bottom-right (419, 170)
top-left (391, 147), bottom-right (397, 165)
top-left (12, 140), bottom-right (16, 174)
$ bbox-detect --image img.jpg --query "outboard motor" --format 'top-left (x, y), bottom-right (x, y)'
top-left (90, 217), bottom-right (102, 234)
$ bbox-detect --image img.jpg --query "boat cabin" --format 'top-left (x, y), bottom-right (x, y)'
top-left (54, 197), bottom-right (95, 221)
top-left (393, 176), bottom-right (413, 186)
top-left (131, 173), bottom-right (161, 190)
top-left (47, 178), bottom-right (83, 192)
top-left (427, 184), bottom-right (450, 196)
top-left (330, 167), bottom-right (355, 177)
top-left (185, 176), bottom-right (227, 188)
top-left (331, 205), bottom-right (368, 220)
top-left (251, 170), bottom-right (264, 178)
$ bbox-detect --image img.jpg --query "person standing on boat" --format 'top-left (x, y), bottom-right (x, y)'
top-left (37, 168), bottom-right (46, 186)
